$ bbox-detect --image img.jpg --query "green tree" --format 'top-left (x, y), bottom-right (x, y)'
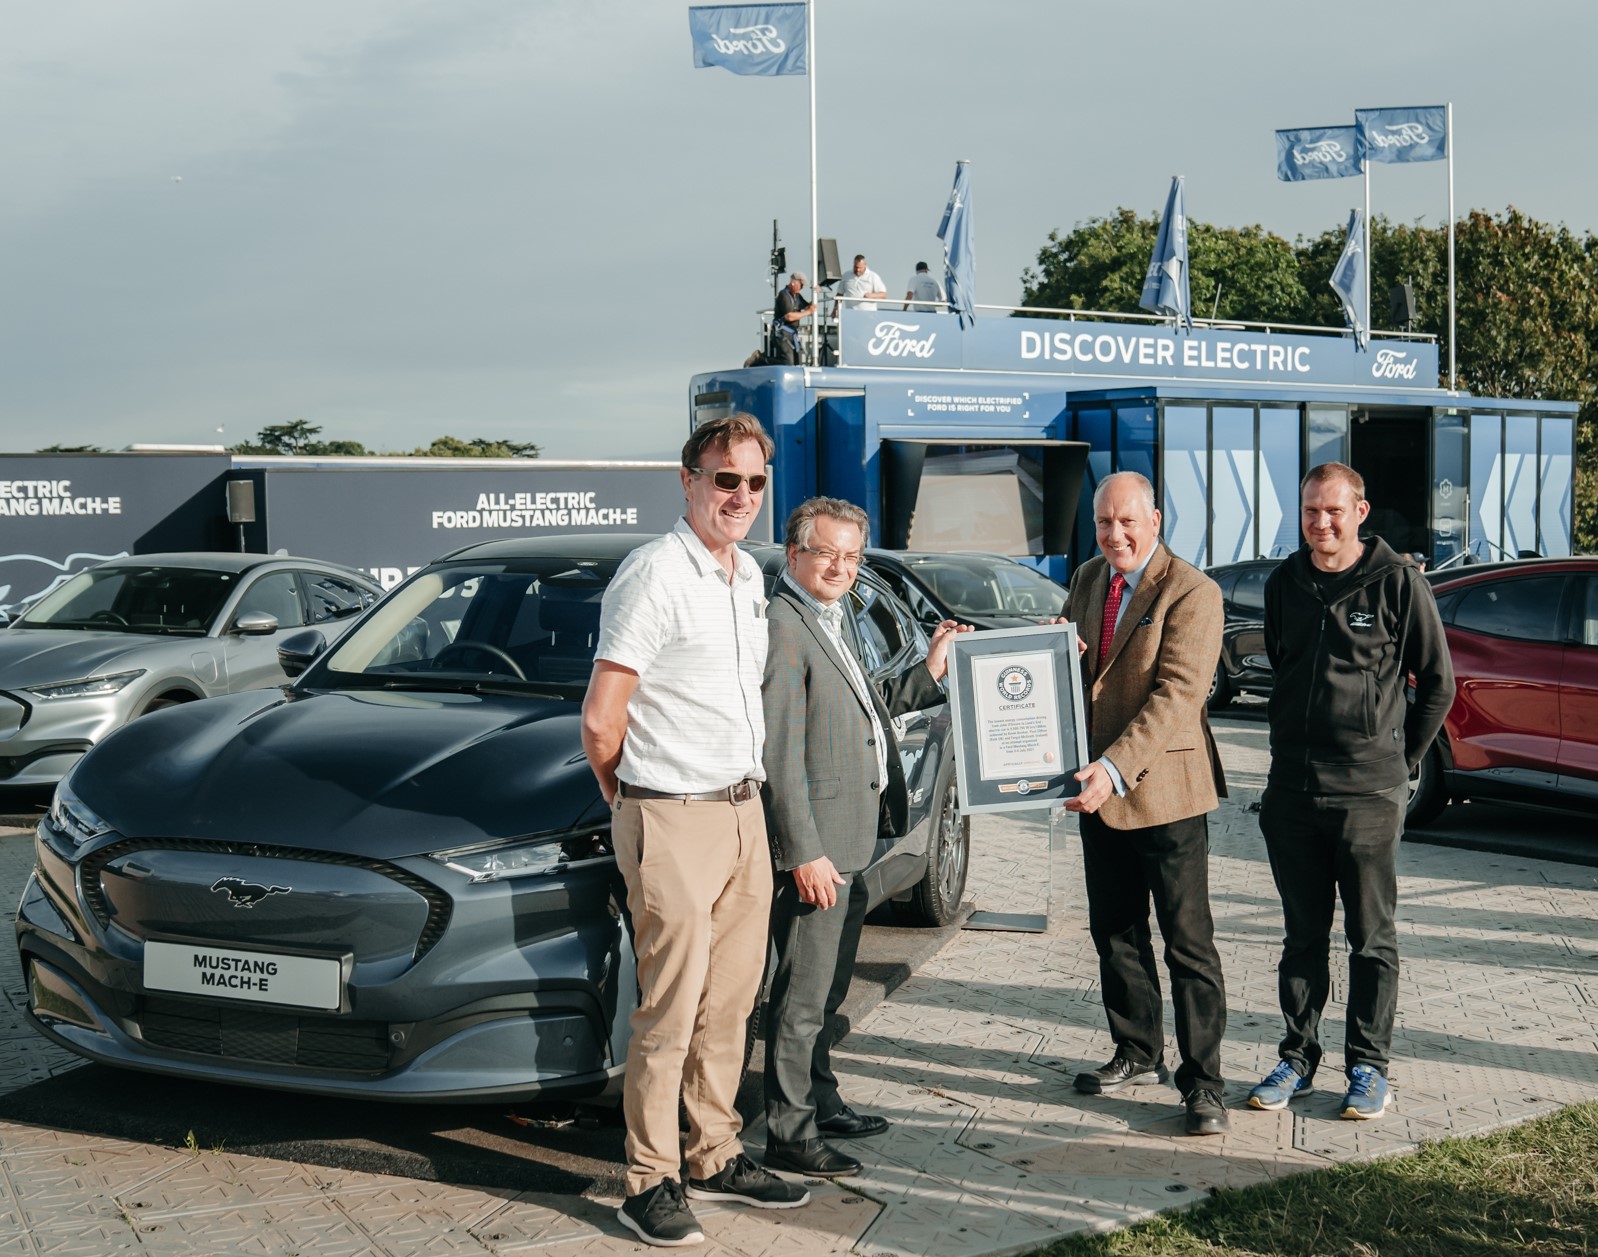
top-left (36, 443), bottom-right (102, 453)
top-left (1022, 206), bottom-right (1598, 550)
top-left (1020, 209), bottom-right (1306, 324)
top-left (230, 421), bottom-right (370, 457)
top-left (414, 436), bottom-right (540, 459)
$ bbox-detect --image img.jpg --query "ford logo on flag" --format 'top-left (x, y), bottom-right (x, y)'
top-left (868, 321), bottom-right (937, 358)
top-left (1295, 139), bottom-right (1350, 167)
top-left (710, 23), bottom-right (788, 56)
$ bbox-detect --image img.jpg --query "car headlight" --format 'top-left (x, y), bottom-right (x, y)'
top-left (46, 778), bottom-right (116, 848)
top-left (429, 826), bottom-right (613, 884)
top-left (26, 669), bottom-right (146, 701)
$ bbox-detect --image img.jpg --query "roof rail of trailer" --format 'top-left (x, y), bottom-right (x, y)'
top-left (761, 299), bottom-right (1438, 343)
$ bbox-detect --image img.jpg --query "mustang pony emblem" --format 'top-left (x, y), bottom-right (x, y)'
top-left (210, 877), bottom-right (290, 908)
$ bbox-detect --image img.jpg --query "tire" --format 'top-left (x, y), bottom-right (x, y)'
top-left (1405, 743), bottom-right (1447, 828)
top-left (1206, 664), bottom-right (1232, 712)
top-left (904, 757), bottom-right (969, 927)
top-left (137, 695), bottom-right (186, 718)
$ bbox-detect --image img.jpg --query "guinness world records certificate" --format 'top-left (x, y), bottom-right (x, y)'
top-left (947, 624), bottom-right (1089, 813)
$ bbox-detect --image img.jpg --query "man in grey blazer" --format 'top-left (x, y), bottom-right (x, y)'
top-left (761, 497), bottom-right (969, 1178)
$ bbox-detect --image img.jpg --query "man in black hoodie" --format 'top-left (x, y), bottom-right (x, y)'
top-left (1248, 462), bottom-right (1453, 1122)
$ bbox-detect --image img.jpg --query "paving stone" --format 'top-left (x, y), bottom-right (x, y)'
top-left (4, 725), bottom-right (1598, 1255)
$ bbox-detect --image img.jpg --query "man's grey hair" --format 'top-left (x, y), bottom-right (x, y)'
top-left (784, 496), bottom-right (869, 550)
top-left (1092, 471), bottom-right (1157, 516)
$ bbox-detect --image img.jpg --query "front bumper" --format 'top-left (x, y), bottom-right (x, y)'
top-left (15, 823), bottom-right (634, 1103)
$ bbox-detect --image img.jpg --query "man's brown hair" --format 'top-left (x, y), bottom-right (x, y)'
top-left (681, 413), bottom-right (775, 469)
top-left (783, 496), bottom-right (868, 550)
top-left (1301, 461), bottom-right (1366, 500)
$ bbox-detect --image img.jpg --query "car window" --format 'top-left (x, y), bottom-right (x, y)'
top-left (849, 581), bottom-right (906, 676)
top-left (303, 572), bottom-right (377, 624)
top-left (319, 560), bottom-right (613, 694)
top-left (1449, 575), bottom-right (1566, 642)
top-left (18, 566), bottom-right (236, 635)
top-left (878, 567), bottom-right (940, 626)
top-left (234, 572), bottom-right (306, 629)
top-left (1232, 567), bottom-right (1270, 614)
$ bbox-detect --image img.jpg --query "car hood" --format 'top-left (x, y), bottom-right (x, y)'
top-left (0, 629), bottom-right (179, 687)
top-left (72, 687), bottom-right (605, 857)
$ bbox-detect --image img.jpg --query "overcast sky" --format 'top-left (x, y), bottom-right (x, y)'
top-left (3, 1), bottom-right (1592, 459)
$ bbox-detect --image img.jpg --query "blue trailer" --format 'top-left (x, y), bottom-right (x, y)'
top-left (690, 307), bottom-right (1578, 578)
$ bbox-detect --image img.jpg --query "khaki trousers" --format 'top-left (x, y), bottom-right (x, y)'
top-left (612, 794), bottom-right (772, 1196)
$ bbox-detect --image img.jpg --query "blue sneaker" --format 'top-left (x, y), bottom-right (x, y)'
top-left (1247, 1060), bottom-right (1313, 1111)
top-left (1340, 1065), bottom-right (1390, 1120)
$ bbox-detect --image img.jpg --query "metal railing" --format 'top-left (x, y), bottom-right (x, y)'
top-left (756, 296), bottom-right (1436, 360)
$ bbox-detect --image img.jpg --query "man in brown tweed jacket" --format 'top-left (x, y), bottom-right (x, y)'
top-left (1064, 471), bottom-right (1230, 1136)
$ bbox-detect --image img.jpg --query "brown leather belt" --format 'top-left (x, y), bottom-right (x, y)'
top-left (618, 779), bottom-right (761, 804)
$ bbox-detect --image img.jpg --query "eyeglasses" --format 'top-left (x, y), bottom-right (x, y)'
top-left (690, 467), bottom-right (768, 494)
top-left (796, 544), bottom-right (863, 568)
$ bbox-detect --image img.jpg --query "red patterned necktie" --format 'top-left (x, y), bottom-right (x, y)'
top-left (1098, 573), bottom-right (1126, 667)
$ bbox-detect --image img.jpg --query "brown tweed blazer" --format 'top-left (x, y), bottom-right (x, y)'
top-left (1066, 544), bottom-right (1227, 830)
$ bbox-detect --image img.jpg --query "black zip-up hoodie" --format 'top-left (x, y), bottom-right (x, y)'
top-left (1263, 535), bottom-right (1455, 795)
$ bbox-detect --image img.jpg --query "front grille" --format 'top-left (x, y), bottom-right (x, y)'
top-left (140, 996), bottom-right (390, 1072)
top-left (80, 837), bottom-right (453, 961)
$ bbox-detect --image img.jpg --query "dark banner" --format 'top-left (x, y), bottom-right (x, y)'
top-left (252, 464), bottom-right (717, 589)
top-left (0, 454), bottom-right (231, 613)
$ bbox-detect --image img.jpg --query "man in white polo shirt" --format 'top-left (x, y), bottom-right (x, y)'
top-left (583, 413), bottom-right (808, 1247)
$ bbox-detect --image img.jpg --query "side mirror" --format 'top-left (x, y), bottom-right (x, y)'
top-left (277, 628), bottom-right (328, 678)
top-left (232, 611), bottom-right (280, 636)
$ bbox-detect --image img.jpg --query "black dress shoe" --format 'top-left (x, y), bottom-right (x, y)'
top-left (1073, 1052), bottom-right (1171, 1094)
top-left (763, 1139), bottom-right (862, 1178)
top-left (815, 1105), bottom-right (889, 1139)
top-left (1184, 1087), bottom-right (1230, 1136)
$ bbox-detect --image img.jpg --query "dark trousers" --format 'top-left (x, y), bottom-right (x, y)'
top-left (1258, 783), bottom-right (1406, 1079)
top-left (1079, 811), bottom-right (1226, 1095)
top-left (764, 869), bottom-right (870, 1144)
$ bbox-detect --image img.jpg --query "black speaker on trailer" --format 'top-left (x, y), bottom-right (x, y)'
top-left (816, 238), bottom-right (842, 287)
top-left (225, 479), bottom-right (256, 524)
top-left (1388, 282), bottom-right (1417, 328)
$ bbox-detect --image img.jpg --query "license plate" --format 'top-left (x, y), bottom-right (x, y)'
top-left (144, 941), bottom-right (342, 1011)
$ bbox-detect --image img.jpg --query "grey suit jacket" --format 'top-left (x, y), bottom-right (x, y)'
top-left (761, 584), bottom-right (944, 873)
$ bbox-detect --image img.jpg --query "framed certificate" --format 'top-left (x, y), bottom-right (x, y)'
top-left (946, 624), bottom-right (1090, 813)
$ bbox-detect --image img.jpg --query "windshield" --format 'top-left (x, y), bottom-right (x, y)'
top-left (311, 558), bottom-right (615, 696)
top-left (15, 566), bottom-right (237, 635)
top-left (908, 557), bottom-right (1066, 618)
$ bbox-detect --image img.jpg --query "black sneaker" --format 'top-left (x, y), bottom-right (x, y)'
top-left (685, 1153), bottom-right (811, 1209)
top-left (617, 1179), bottom-right (705, 1247)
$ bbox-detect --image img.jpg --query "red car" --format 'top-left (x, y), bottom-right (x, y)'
top-left (1409, 556), bottom-right (1598, 824)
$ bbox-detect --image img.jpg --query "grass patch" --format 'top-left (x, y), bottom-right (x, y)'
top-left (1037, 1100), bottom-right (1598, 1256)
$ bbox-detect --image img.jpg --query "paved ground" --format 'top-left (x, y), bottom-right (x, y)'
top-left (2, 717), bottom-right (1596, 1255)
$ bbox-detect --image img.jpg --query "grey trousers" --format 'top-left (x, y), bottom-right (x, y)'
top-left (764, 869), bottom-right (870, 1145)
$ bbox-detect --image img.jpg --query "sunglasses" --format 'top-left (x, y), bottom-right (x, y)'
top-left (691, 467), bottom-right (769, 494)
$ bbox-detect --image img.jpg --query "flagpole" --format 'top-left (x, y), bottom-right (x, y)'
top-left (1363, 156), bottom-right (1371, 343)
top-left (1447, 99), bottom-right (1456, 392)
top-left (808, 0), bottom-right (818, 367)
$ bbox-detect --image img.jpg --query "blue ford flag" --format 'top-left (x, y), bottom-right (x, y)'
top-left (1356, 106), bottom-right (1447, 164)
top-left (937, 160), bottom-right (975, 329)
top-left (1329, 209), bottom-right (1369, 350)
top-left (689, 4), bottom-right (807, 76)
top-left (1140, 176), bottom-right (1191, 329)
top-left (1276, 126), bottom-right (1362, 182)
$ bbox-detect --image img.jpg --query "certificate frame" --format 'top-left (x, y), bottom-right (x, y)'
top-left (946, 624), bottom-right (1089, 814)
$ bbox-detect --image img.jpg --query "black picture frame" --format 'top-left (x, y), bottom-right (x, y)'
top-left (947, 624), bottom-right (1089, 813)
